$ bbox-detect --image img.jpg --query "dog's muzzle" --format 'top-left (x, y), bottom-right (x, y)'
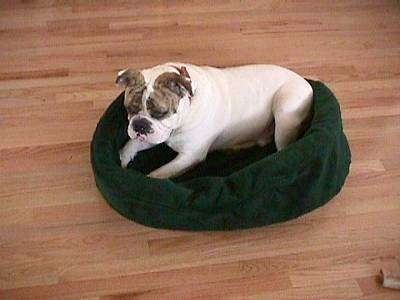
top-left (128, 116), bottom-right (173, 144)
top-left (131, 118), bottom-right (154, 135)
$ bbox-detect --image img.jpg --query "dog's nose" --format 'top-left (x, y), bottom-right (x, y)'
top-left (132, 118), bottom-right (153, 135)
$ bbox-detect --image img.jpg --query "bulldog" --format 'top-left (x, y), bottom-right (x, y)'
top-left (116, 63), bottom-right (313, 179)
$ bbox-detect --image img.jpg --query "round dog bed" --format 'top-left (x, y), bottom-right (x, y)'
top-left (91, 80), bottom-right (351, 231)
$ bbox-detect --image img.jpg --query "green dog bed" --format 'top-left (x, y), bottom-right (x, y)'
top-left (91, 80), bottom-right (351, 231)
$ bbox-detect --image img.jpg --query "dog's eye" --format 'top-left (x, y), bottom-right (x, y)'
top-left (150, 110), bottom-right (168, 119)
top-left (147, 98), bottom-right (168, 119)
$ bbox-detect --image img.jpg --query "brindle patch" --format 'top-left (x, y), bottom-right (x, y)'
top-left (116, 69), bottom-right (146, 112)
top-left (147, 72), bottom-right (193, 119)
top-left (146, 93), bottom-right (170, 119)
top-left (117, 69), bottom-right (193, 120)
top-left (116, 69), bottom-right (145, 89)
top-left (154, 72), bottom-right (193, 98)
top-left (125, 89), bottom-right (145, 115)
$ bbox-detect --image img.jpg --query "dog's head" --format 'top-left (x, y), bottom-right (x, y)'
top-left (116, 65), bottom-right (193, 144)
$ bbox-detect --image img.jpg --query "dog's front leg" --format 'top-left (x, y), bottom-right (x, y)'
top-left (119, 139), bottom-right (153, 168)
top-left (147, 152), bottom-right (203, 179)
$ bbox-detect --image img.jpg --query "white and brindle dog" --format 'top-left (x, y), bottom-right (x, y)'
top-left (116, 63), bottom-right (313, 179)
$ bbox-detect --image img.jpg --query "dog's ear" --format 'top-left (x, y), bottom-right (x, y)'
top-left (115, 69), bottom-right (145, 89)
top-left (156, 72), bottom-right (193, 97)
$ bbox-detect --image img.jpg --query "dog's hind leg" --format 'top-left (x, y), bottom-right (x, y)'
top-left (272, 79), bottom-right (313, 151)
top-left (257, 120), bottom-right (275, 147)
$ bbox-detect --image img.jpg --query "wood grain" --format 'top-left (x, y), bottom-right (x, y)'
top-left (0, 0), bottom-right (399, 299)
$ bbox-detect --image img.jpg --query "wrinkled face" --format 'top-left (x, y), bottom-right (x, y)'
top-left (115, 66), bottom-right (193, 144)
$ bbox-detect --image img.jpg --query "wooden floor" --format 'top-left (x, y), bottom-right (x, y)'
top-left (1, 1), bottom-right (399, 299)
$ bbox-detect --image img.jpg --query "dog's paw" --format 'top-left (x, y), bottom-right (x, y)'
top-left (147, 170), bottom-right (169, 179)
top-left (119, 149), bottom-right (133, 169)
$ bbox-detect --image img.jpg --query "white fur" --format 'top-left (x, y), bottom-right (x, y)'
top-left (117, 68), bottom-right (128, 76)
top-left (119, 63), bottom-right (313, 178)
